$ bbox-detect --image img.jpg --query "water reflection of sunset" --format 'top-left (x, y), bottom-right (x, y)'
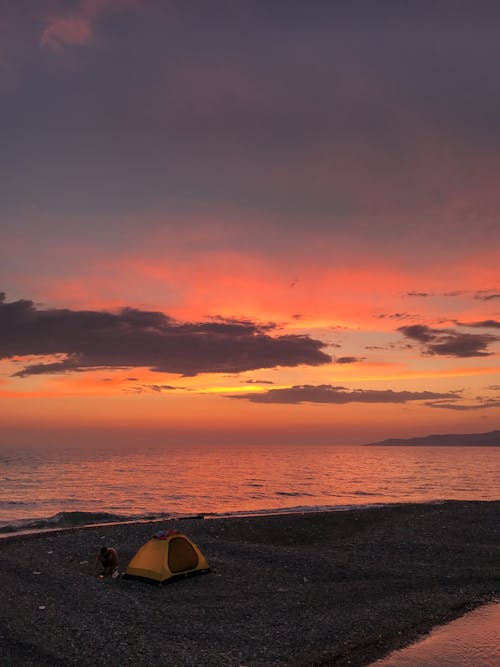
top-left (2, 445), bottom-right (499, 524)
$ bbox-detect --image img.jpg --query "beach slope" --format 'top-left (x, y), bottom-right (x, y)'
top-left (0, 501), bottom-right (498, 666)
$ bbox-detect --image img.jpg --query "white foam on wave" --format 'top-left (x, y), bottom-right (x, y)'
top-left (0, 510), bottom-right (172, 534)
top-left (0, 500), bottom-right (446, 539)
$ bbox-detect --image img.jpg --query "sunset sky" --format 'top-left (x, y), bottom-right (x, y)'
top-left (1, 1), bottom-right (499, 447)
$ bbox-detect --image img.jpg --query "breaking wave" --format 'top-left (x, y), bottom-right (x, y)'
top-left (0, 510), bottom-right (173, 535)
top-left (0, 501), bottom-right (446, 537)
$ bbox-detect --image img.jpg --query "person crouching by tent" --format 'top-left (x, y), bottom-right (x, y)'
top-left (95, 547), bottom-right (119, 578)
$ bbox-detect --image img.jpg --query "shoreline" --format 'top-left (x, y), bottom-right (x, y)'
top-left (310, 597), bottom-right (497, 667)
top-left (1, 500), bottom-right (498, 666)
top-left (0, 500), bottom-right (447, 540)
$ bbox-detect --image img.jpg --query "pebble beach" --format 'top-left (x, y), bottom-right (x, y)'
top-left (0, 500), bottom-right (498, 666)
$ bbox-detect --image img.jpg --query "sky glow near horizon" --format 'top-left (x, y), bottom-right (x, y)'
top-left (1, 1), bottom-right (499, 446)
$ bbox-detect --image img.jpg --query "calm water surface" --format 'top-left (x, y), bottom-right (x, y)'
top-left (372, 602), bottom-right (500, 667)
top-left (0, 444), bottom-right (498, 530)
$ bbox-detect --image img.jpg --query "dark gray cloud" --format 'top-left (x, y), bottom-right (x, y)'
top-left (398, 324), bottom-right (499, 357)
top-left (474, 291), bottom-right (500, 301)
top-left (243, 379), bottom-right (275, 385)
top-left (377, 312), bottom-right (415, 320)
top-left (126, 384), bottom-right (192, 394)
top-left (148, 385), bottom-right (186, 392)
top-left (228, 384), bottom-right (456, 405)
top-left (405, 291), bottom-right (465, 298)
top-left (425, 399), bottom-right (500, 411)
top-left (334, 356), bottom-right (365, 364)
top-left (0, 294), bottom-right (331, 377)
top-left (456, 319), bottom-right (500, 329)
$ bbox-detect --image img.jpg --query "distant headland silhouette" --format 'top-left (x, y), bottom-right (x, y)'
top-left (366, 429), bottom-right (500, 447)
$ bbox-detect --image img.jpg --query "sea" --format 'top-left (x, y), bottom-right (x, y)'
top-left (0, 443), bottom-right (498, 535)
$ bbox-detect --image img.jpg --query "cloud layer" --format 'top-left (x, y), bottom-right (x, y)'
top-left (229, 384), bottom-right (456, 405)
top-left (0, 293), bottom-right (331, 376)
top-left (425, 398), bottom-right (500, 411)
top-left (398, 324), bottom-right (499, 357)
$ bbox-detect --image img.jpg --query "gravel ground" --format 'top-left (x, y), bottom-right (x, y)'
top-left (0, 501), bottom-right (498, 666)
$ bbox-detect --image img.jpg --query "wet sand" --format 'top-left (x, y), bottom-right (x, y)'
top-left (0, 500), bottom-right (498, 666)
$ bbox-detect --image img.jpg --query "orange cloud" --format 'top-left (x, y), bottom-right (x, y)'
top-left (10, 239), bottom-right (497, 346)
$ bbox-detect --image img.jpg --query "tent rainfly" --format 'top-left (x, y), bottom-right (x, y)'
top-left (124, 530), bottom-right (210, 585)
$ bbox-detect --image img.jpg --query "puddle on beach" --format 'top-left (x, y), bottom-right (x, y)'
top-left (372, 602), bottom-right (500, 667)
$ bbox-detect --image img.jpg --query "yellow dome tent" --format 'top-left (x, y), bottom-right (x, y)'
top-left (124, 530), bottom-right (210, 585)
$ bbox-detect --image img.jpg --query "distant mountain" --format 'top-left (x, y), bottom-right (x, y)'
top-left (366, 430), bottom-right (500, 447)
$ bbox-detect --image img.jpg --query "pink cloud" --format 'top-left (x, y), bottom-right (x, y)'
top-left (40, 0), bottom-right (140, 51)
top-left (41, 16), bottom-right (92, 50)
